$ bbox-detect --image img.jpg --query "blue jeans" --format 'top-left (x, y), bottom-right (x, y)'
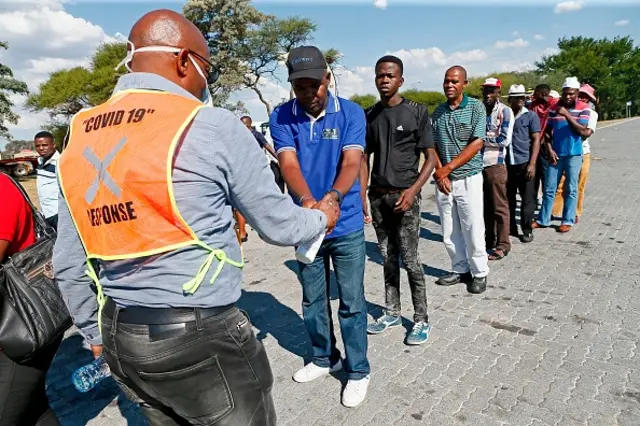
top-left (538, 155), bottom-right (583, 226)
top-left (297, 229), bottom-right (370, 380)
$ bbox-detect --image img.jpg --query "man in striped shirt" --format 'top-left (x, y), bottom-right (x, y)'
top-left (481, 78), bottom-right (513, 261)
top-left (432, 66), bottom-right (489, 294)
top-left (534, 77), bottom-right (592, 233)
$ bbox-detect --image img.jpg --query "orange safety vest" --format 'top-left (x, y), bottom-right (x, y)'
top-left (59, 89), bottom-right (243, 303)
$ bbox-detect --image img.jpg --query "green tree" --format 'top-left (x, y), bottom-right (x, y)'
top-left (536, 36), bottom-right (640, 118)
top-left (184, 0), bottom-right (265, 107)
top-left (350, 90), bottom-right (446, 113)
top-left (0, 41), bottom-right (29, 140)
top-left (26, 42), bottom-right (127, 149)
top-left (349, 94), bottom-right (377, 109)
top-left (185, 0), bottom-right (339, 115)
top-left (402, 90), bottom-right (447, 113)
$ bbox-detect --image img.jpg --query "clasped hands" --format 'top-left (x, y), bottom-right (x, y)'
top-left (302, 193), bottom-right (340, 234)
top-left (433, 164), bottom-right (453, 195)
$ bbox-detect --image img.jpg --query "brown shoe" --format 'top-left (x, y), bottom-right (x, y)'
top-left (531, 222), bottom-right (545, 229)
top-left (558, 225), bottom-right (571, 233)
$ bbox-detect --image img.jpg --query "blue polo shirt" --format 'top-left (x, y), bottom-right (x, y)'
top-left (270, 93), bottom-right (366, 239)
top-left (508, 108), bottom-right (541, 166)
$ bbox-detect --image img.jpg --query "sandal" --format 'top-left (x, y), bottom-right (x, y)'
top-left (488, 249), bottom-right (508, 261)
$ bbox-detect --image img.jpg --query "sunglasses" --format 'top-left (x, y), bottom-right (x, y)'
top-left (181, 49), bottom-right (220, 85)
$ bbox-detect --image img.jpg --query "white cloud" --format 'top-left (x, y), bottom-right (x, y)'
top-left (534, 34), bottom-right (545, 40)
top-left (554, 1), bottom-right (585, 14)
top-left (373, 0), bottom-right (388, 9)
top-left (494, 38), bottom-right (530, 49)
top-left (615, 19), bottom-right (630, 26)
top-left (0, 0), bottom-right (112, 142)
top-left (511, 31), bottom-right (519, 36)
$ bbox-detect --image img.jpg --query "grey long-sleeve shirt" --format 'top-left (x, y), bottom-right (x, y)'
top-left (53, 73), bottom-right (326, 345)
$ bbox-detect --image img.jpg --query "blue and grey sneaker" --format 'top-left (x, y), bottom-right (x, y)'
top-left (367, 314), bottom-right (402, 335)
top-left (405, 322), bottom-right (432, 345)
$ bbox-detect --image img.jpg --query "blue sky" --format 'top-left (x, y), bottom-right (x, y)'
top-left (2, 0), bottom-right (639, 143)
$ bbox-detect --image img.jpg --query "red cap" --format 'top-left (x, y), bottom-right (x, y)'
top-left (481, 77), bottom-right (502, 88)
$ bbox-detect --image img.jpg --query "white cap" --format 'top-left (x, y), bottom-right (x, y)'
top-left (549, 90), bottom-right (560, 99)
top-left (562, 76), bottom-right (580, 89)
top-left (508, 84), bottom-right (527, 96)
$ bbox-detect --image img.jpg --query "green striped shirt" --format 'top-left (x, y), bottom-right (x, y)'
top-left (432, 95), bottom-right (486, 180)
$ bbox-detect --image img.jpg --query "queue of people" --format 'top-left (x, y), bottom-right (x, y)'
top-left (0, 8), bottom-right (600, 424)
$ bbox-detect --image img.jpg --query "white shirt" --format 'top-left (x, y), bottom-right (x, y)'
top-left (36, 150), bottom-right (60, 218)
top-left (582, 111), bottom-right (598, 155)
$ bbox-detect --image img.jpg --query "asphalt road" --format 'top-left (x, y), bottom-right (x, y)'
top-left (47, 118), bottom-right (640, 426)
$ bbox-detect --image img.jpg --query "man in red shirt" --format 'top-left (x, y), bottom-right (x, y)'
top-left (529, 84), bottom-right (559, 202)
top-left (0, 173), bottom-right (35, 258)
top-left (0, 172), bottom-right (60, 426)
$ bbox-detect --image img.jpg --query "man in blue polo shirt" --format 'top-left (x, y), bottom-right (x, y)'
top-left (270, 46), bottom-right (370, 408)
top-left (534, 77), bottom-right (592, 233)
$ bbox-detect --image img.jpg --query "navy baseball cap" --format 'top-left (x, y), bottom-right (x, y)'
top-left (286, 46), bottom-right (327, 82)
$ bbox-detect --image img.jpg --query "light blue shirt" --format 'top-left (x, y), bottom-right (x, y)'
top-left (37, 150), bottom-right (60, 218)
top-left (53, 73), bottom-right (326, 345)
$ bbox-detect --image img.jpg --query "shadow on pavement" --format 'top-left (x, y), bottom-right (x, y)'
top-left (420, 211), bottom-right (441, 226)
top-left (47, 334), bottom-right (147, 425)
top-left (239, 289), bottom-right (312, 363)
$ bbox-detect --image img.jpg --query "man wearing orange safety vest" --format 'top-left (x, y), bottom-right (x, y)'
top-left (53, 10), bottom-right (338, 425)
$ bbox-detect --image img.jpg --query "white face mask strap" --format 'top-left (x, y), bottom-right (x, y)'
top-left (115, 43), bottom-right (182, 72)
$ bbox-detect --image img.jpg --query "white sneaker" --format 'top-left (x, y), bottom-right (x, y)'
top-left (342, 375), bottom-right (370, 408)
top-left (292, 360), bottom-right (342, 383)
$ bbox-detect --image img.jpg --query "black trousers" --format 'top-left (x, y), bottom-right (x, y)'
top-left (507, 163), bottom-right (537, 234)
top-left (101, 300), bottom-right (276, 426)
top-left (0, 339), bottom-right (61, 426)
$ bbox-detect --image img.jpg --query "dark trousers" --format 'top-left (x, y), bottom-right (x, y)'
top-left (101, 300), bottom-right (276, 426)
top-left (45, 215), bottom-right (58, 231)
top-left (0, 339), bottom-right (61, 426)
top-left (483, 164), bottom-right (511, 253)
top-left (507, 163), bottom-right (537, 234)
top-left (269, 162), bottom-right (285, 193)
top-left (369, 190), bottom-right (428, 323)
top-left (297, 230), bottom-right (369, 380)
top-left (534, 155), bottom-right (547, 201)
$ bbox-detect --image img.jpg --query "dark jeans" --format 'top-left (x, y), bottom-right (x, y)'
top-left (507, 163), bottom-right (537, 234)
top-left (101, 301), bottom-right (276, 426)
top-left (45, 214), bottom-right (58, 231)
top-left (483, 164), bottom-right (511, 253)
top-left (0, 339), bottom-right (61, 426)
top-left (369, 190), bottom-right (428, 323)
top-left (534, 154), bottom-right (547, 201)
top-left (297, 229), bottom-right (369, 380)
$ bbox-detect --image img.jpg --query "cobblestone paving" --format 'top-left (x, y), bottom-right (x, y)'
top-left (47, 119), bottom-right (640, 425)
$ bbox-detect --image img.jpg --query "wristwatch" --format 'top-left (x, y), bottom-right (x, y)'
top-left (327, 188), bottom-right (343, 204)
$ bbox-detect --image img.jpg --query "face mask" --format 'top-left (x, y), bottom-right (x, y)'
top-left (116, 39), bottom-right (215, 106)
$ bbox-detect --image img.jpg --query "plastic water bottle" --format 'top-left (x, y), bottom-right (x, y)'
top-left (295, 232), bottom-right (325, 264)
top-left (72, 355), bottom-right (112, 393)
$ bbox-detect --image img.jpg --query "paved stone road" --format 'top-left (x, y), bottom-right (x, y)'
top-left (47, 119), bottom-right (640, 425)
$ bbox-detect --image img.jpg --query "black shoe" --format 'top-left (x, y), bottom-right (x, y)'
top-left (436, 272), bottom-right (472, 286)
top-left (467, 276), bottom-right (487, 294)
top-left (520, 232), bottom-right (534, 243)
top-left (510, 227), bottom-right (519, 237)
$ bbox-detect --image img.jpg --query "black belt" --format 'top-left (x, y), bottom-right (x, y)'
top-left (103, 298), bottom-right (235, 325)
